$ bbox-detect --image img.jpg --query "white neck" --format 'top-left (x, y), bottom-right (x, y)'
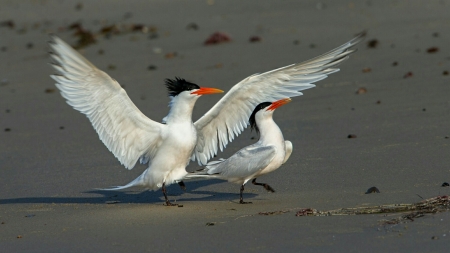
top-left (257, 117), bottom-right (284, 145)
top-left (164, 95), bottom-right (198, 124)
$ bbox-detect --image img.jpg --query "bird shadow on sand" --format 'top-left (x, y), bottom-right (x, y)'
top-left (0, 179), bottom-right (258, 205)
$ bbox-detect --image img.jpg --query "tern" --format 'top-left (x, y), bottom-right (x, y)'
top-left (49, 32), bottom-right (363, 206)
top-left (185, 98), bottom-right (292, 204)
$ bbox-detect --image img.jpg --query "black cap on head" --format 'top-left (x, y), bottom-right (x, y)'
top-left (165, 77), bottom-right (200, 97)
top-left (249, 102), bottom-right (272, 134)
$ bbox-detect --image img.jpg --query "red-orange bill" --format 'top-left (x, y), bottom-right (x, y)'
top-left (191, 87), bottom-right (224, 95)
top-left (267, 98), bottom-right (291, 111)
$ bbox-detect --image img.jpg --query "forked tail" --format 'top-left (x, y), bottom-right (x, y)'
top-left (184, 159), bottom-right (225, 180)
top-left (97, 173), bottom-right (145, 191)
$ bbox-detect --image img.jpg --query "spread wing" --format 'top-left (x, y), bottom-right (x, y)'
top-left (49, 36), bottom-right (165, 170)
top-left (193, 32), bottom-right (365, 165)
top-left (207, 145), bottom-right (277, 180)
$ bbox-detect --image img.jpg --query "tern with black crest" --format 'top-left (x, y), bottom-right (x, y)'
top-left (49, 32), bottom-right (363, 205)
top-left (186, 98), bottom-right (292, 204)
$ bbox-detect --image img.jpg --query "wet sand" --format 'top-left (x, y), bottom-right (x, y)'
top-left (1, 0), bottom-right (450, 252)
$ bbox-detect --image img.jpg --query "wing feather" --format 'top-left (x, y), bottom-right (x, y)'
top-left (207, 145), bottom-right (277, 179)
top-left (49, 36), bottom-right (164, 170)
top-left (193, 33), bottom-right (365, 165)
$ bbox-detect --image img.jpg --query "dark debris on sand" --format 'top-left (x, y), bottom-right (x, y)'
top-left (0, 20), bottom-right (15, 29)
top-left (404, 71), bottom-right (413, 78)
top-left (249, 36), bottom-right (261, 43)
top-left (204, 32), bottom-right (231, 45)
top-left (367, 39), bottom-right (379, 48)
top-left (365, 186), bottom-right (380, 194)
top-left (68, 22), bottom-right (96, 49)
top-left (427, 47), bottom-right (439, 53)
top-left (64, 21), bottom-right (157, 49)
top-left (45, 88), bottom-right (56, 94)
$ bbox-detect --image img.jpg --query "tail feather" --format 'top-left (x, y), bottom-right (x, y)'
top-left (204, 158), bottom-right (225, 174)
top-left (97, 174), bottom-right (144, 191)
top-left (184, 158), bottom-right (225, 180)
top-left (184, 173), bottom-right (221, 180)
top-left (205, 158), bottom-right (225, 167)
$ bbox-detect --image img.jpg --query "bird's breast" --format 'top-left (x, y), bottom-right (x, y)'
top-left (258, 143), bottom-right (286, 176)
top-left (162, 122), bottom-right (197, 157)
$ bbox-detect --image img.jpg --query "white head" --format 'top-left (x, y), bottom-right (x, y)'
top-left (163, 78), bottom-right (223, 123)
top-left (165, 77), bottom-right (223, 106)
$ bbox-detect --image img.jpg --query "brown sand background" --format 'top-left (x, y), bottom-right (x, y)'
top-left (1, 0), bottom-right (450, 252)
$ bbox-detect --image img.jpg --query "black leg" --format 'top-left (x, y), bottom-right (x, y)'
top-left (178, 181), bottom-right (186, 191)
top-left (252, 178), bottom-right (275, 193)
top-left (239, 184), bottom-right (252, 204)
top-left (162, 182), bottom-right (176, 206)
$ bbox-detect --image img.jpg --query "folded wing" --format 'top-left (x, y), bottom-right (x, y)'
top-left (193, 32), bottom-right (365, 165)
top-left (207, 145), bottom-right (277, 180)
top-left (49, 36), bottom-right (164, 169)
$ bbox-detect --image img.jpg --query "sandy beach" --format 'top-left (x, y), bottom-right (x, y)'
top-left (1, 0), bottom-right (450, 252)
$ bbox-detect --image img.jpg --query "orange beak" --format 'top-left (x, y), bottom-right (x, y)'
top-left (267, 98), bottom-right (291, 111)
top-left (191, 87), bottom-right (224, 96)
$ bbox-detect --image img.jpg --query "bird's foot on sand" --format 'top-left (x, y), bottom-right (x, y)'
top-left (264, 184), bottom-right (275, 193)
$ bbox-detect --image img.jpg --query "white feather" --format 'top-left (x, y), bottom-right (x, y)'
top-left (49, 36), bottom-right (164, 170)
top-left (193, 32), bottom-right (364, 165)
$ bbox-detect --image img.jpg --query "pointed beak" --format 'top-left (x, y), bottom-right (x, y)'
top-left (267, 98), bottom-right (291, 111)
top-left (191, 87), bottom-right (224, 96)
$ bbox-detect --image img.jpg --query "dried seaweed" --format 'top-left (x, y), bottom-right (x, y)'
top-left (68, 22), bottom-right (96, 49)
top-left (259, 210), bottom-right (289, 216)
top-left (204, 32), bottom-right (231, 45)
top-left (65, 22), bottom-right (157, 49)
top-left (294, 195), bottom-right (449, 225)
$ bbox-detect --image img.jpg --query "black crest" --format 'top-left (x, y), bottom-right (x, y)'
top-left (249, 102), bottom-right (271, 134)
top-left (165, 77), bottom-right (200, 97)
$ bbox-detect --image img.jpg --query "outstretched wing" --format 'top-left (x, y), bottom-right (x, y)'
top-left (207, 145), bottom-right (277, 180)
top-left (193, 32), bottom-right (365, 165)
top-left (49, 36), bottom-right (165, 170)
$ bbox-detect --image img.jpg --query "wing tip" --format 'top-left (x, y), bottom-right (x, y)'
top-left (348, 30), bottom-right (367, 47)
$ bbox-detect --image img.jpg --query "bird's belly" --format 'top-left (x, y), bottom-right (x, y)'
top-left (148, 125), bottom-right (197, 185)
